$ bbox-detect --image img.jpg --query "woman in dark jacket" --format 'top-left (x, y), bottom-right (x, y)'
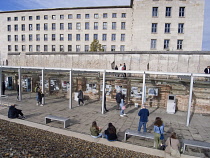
top-left (104, 123), bottom-right (117, 141)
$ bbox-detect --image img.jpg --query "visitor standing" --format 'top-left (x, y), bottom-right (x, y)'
top-left (37, 89), bottom-right (43, 106)
top-left (115, 90), bottom-right (122, 110)
top-left (138, 105), bottom-right (149, 132)
top-left (2, 81), bottom-right (5, 95)
top-left (165, 132), bottom-right (181, 157)
top-left (123, 63), bottom-right (126, 77)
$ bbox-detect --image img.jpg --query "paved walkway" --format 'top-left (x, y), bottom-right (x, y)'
top-left (0, 91), bottom-right (210, 157)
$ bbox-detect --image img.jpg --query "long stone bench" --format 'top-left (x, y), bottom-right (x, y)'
top-left (45, 115), bottom-right (70, 128)
top-left (182, 139), bottom-right (210, 153)
top-left (124, 129), bottom-right (154, 141)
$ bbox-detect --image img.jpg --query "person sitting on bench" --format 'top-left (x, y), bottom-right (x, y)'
top-left (8, 104), bottom-right (26, 119)
top-left (90, 121), bottom-right (102, 138)
top-left (104, 123), bottom-right (117, 141)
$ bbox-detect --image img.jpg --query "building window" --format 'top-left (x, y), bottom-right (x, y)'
top-left (179, 7), bottom-right (185, 17)
top-left (94, 14), bottom-right (99, 19)
top-left (52, 23), bottom-right (56, 30)
top-left (8, 35), bottom-right (11, 41)
top-left (111, 45), bottom-right (115, 51)
top-left (68, 34), bottom-right (72, 41)
top-left (121, 34), bottom-right (125, 41)
top-left (93, 34), bottom-right (98, 40)
top-left (178, 23), bottom-right (184, 33)
top-left (7, 17), bottom-right (11, 21)
top-left (103, 13), bottom-right (108, 18)
top-left (177, 40), bottom-right (183, 50)
top-left (44, 45), bottom-right (48, 51)
top-left (151, 39), bottom-right (157, 49)
top-left (52, 45), bottom-right (56, 51)
top-left (52, 15), bottom-right (56, 20)
top-left (77, 14), bottom-right (81, 19)
top-left (102, 45), bottom-right (106, 52)
top-left (21, 24), bottom-right (25, 31)
top-left (29, 24), bottom-right (33, 31)
top-left (76, 23), bottom-right (81, 30)
top-left (22, 45), bottom-right (26, 51)
top-left (165, 23), bottom-right (171, 33)
top-left (85, 22), bottom-right (89, 30)
top-left (36, 34), bottom-right (40, 41)
top-left (152, 7), bottom-right (158, 17)
top-left (36, 16), bottom-right (40, 20)
top-left (68, 23), bottom-right (72, 30)
top-left (85, 14), bottom-right (90, 19)
top-left (112, 22), bottom-right (116, 30)
top-left (60, 23), bottom-right (64, 30)
top-left (44, 23), bottom-right (48, 30)
top-left (151, 23), bottom-right (157, 33)
top-left (21, 16), bottom-right (25, 21)
top-left (7, 25), bottom-right (11, 31)
top-left (122, 13), bottom-right (126, 18)
top-left (36, 45), bottom-right (40, 52)
top-left (165, 7), bottom-right (172, 17)
top-left (112, 13), bottom-right (117, 18)
top-left (94, 22), bottom-right (98, 30)
top-left (44, 15), bottom-right (48, 20)
top-left (14, 25), bottom-right (18, 31)
top-left (52, 34), bottom-right (56, 41)
top-left (121, 22), bottom-right (126, 30)
top-left (164, 39), bottom-right (170, 49)
top-left (60, 34), bottom-right (64, 41)
top-left (68, 45), bottom-right (72, 52)
top-left (85, 45), bottom-right (89, 52)
top-left (76, 45), bottom-right (80, 52)
top-left (76, 34), bottom-right (80, 41)
top-left (36, 24), bottom-right (40, 30)
top-left (60, 45), bottom-right (64, 51)
top-left (29, 45), bottom-right (33, 52)
top-left (120, 45), bottom-right (125, 51)
top-left (85, 34), bottom-right (89, 41)
top-left (15, 45), bottom-right (18, 51)
top-left (44, 34), bottom-right (48, 41)
top-left (29, 16), bottom-right (33, 20)
top-left (14, 35), bottom-right (18, 41)
top-left (111, 34), bottom-right (116, 41)
top-left (60, 15), bottom-right (64, 19)
top-left (22, 35), bottom-right (25, 41)
top-left (8, 45), bottom-right (11, 51)
top-left (68, 14), bottom-right (72, 19)
top-left (102, 34), bottom-right (107, 41)
top-left (29, 34), bottom-right (33, 41)
top-left (14, 17), bottom-right (18, 21)
top-left (103, 22), bottom-right (107, 30)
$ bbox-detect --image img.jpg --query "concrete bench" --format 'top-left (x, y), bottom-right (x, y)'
top-left (45, 115), bottom-right (70, 128)
top-left (124, 129), bottom-right (154, 141)
top-left (182, 139), bottom-right (210, 153)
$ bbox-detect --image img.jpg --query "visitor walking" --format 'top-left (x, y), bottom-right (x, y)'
top-left (77, 90), bottom-right (84, 106)
top-left (137, 105), bottom-right (149, 132)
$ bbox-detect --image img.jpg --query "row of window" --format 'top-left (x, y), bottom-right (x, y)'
top-left (7, 22), bottom-right (126, 31)
top-left (150, 39), bottom-right (183, 50)
top-left (152, 7), bottom-right (185, 17)
top-left (7, 13), bottom-right (126, 22)
top-left (151, 23), bottom-right (184, 34)
top-left (8, 33), bottom-right (126, 42)
top-left (8, 45), bottom-right (125, 52)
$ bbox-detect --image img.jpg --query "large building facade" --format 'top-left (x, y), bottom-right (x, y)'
top-left (0, 0), bottom-right (205, 64)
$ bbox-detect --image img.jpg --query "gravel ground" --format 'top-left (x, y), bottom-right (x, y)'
top-left (0, 119), bottom-right (161, 158)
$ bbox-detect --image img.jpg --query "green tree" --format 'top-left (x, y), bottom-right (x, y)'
top-left (90, 39), bottom-right (103, 52)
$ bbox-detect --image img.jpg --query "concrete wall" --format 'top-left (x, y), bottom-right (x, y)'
top-left (8, 51), bottom-right (210, 73)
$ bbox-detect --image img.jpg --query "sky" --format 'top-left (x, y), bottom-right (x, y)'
top-left (0, 0), bottom-right (209, 51)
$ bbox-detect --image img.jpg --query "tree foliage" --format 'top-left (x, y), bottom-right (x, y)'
top-left (90, 39), bottom-right (103, 52)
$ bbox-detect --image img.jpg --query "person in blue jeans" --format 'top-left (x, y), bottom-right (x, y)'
top-left (138, 105), bottom-right (149, 132)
